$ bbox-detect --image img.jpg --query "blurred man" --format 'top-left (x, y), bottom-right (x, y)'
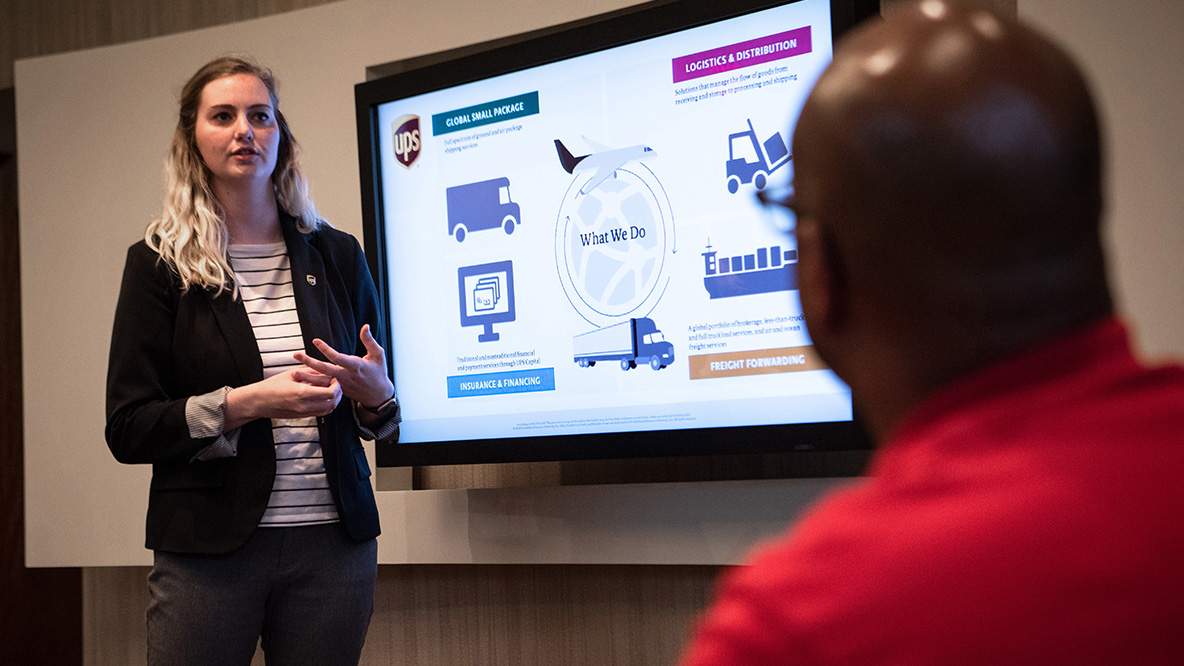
top-left (680, 1), bottom-right (1184, 664)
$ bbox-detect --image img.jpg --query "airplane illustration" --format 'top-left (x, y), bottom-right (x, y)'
top-left (554, 137), bottom-right (656, 195)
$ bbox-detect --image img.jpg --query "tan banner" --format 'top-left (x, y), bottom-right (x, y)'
top-left (688, 345), bottom-right (826, 380)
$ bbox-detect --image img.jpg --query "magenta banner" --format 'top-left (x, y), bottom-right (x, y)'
top-left (672, 27), bottom-right (813, 84)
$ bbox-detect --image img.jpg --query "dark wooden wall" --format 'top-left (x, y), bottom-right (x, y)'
top-left (0, 0), bottom-right (348, 90)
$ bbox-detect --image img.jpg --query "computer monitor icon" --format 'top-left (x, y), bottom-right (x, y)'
top-left (458, 260), bottom-right (515, 342)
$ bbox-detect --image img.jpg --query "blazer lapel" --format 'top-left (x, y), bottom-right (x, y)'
top-left (283, 216), bottom-right (332, 361)
top-left (206, 287), bottom-right (264, 383)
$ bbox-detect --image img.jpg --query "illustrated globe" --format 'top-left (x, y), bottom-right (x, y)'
top-left (559, 170), bottom-right (666, 318)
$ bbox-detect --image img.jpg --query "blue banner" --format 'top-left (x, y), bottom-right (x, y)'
top-left (447, 367), bottom-right (556, 398)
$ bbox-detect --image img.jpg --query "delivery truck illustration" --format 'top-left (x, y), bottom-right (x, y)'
top-left (446, 177), bottom-right (521, 242)
top-left (725, 119), bottom-right (790, 194)
top-left (573, 317), bottom-right (675, 371)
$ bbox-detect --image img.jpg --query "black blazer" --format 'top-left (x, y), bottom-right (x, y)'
top-left (106, 215), bottom-right (383, 554)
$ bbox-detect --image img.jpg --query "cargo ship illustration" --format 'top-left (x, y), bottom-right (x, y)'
top-left (702, 241), bottom-right (798, 299)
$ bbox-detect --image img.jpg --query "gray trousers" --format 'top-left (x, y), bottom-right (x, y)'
top-left (147, 523), bottom-right (378, 666)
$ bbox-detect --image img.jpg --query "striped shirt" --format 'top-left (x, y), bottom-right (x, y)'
top-left (228, 243), bottom-right (340, 528)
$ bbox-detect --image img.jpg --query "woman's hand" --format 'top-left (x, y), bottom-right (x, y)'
top-left (223, 368), bottom-right (343, 431)
top-left (294, 324), bottom-right (395, 409)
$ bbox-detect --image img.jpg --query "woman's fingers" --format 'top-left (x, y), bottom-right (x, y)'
top-left (291, 368), bottom-right (334, 386)
top-left (359, 324), bottom-right (386, 361)
top-left (290, 330), bottom-right (393, 408)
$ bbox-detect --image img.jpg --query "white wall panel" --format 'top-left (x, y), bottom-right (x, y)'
top-left (1021, 0), bottom-right (1184, 360)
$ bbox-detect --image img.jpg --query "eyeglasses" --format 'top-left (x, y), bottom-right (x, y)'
top-left (755, 185), bottom-right (798, 233)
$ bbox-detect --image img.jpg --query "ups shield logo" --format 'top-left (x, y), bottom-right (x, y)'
top-left (392, 115), bottom-right (421, 169)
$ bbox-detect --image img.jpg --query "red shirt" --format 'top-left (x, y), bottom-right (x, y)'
top-left (682, 319), bottom-right (1184, 665)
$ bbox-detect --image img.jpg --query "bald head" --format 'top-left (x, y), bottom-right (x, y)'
top-left (792, 0), bottom-right (1112, 438)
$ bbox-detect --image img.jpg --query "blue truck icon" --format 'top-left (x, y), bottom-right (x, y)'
top-left (572, 317), bottom-right (675, 371)
top-left (446, 177), bottom-right (521, 242)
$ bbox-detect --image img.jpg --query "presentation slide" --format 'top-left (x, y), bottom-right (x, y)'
top-left (374, 0), bottom-right (852, 445)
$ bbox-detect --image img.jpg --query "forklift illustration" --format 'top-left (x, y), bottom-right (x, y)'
top-left (725, 119), bottom-right (791, 194)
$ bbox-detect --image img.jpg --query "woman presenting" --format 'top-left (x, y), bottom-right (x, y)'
top-left (105, 56), bottom-right (398, 666)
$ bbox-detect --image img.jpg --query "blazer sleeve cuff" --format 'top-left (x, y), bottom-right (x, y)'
top-left (187, 387), bottom-right (241, 461)
top-left (353, 394), bottom-right (401, 442)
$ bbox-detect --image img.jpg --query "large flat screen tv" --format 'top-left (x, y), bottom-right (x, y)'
top-left (355, 0), bottom-right (877, 466)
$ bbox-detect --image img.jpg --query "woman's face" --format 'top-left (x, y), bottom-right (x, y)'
top-left (194, 73), bottom-right (281, 190)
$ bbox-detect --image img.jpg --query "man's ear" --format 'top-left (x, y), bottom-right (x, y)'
top-left (796, 218), bottom-right (844, 335)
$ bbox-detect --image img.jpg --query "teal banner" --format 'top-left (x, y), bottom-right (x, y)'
top-left (432, 92), bottom-right (540, 135)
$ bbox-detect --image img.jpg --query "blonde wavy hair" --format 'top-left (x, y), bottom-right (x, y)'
top-left (146, 55), bottom-right (326, 296)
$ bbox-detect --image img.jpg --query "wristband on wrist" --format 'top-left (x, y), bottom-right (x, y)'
top-left (361, 394), bottom-right (397, 418)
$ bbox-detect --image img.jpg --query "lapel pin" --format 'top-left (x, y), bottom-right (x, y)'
top-left (307, 275), bottom-right (317, 286)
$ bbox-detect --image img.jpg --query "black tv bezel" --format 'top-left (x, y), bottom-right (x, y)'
top-left (355, 0), bottom-right (878, 467)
